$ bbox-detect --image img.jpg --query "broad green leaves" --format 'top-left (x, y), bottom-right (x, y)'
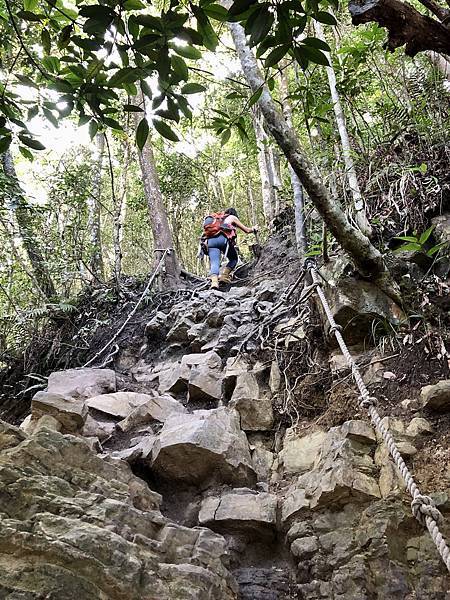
top-left (0, 0), bottom-right (339, 154)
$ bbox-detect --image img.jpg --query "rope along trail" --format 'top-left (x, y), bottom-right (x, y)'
top-left (83, 249), bottom-right (171, 368)
top-left (306, 260), bottom-right (450, 574)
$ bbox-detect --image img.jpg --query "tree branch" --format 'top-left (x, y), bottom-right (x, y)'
top-left (348, 0), bottom-right (450, 57)
top-left (417, 0), bottom-right (450, 21)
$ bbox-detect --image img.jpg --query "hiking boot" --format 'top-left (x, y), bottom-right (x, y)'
top-left (219, 267), bottom-right (233, 284)
top-left (210, 275), bottom-right (219, 290)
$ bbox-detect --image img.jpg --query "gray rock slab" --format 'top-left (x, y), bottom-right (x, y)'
top-left (47, 368), bottom-right (116, 399)
top-left (151, 407), bottom-right (256, 486)
top-left (32, 391), bottom-right (87, 432)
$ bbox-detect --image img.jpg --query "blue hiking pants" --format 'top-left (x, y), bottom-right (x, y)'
top-left (208, 234), bottom-right (238, 276)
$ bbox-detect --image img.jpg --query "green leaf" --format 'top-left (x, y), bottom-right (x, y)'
top-left (181, 82), bottom-right (206, 94)
top-left (58, 24), bottom-right (72, 49)
top-left (135, 14), bottom-right (163, 30)
top-left (0, 136), bottom-right (12, 154)
top-left (427, 242), bottom-right (448, 256)
top-left (103, 117), bottom-right (122, 130)
top-left (136, 117), bottom-right (149, 150)
top-left (89, 120), bottom-right (98, 139)
top-left (41, 28), bottom-right (51, 54)
top-left (267, 77), bottom-right (275, 91)
top-left (300, 44), bottom-right (329, 66)
top-left (394, 242), bottom-right (422, 253)
top-left (123, 0), bottom-right (146, 9)
top-left (23, 0), bottom-right (38, 11)
top-left (197, 16), bottom-right (218, 51)
top-left (43, 107), bottom-right (59, 128)
top-left (42, 56), bottom-right (60, 73)
top-left (226, 91), bottom-right (242, 99)
top-left (78, 115), bottom-right (91, 127)
top-left (171, 55), bottom-right (189, 81)
top-left (293, 46), bottom-right (308, 70)
top-left (19, 146), bottom-right (34, 161)
top-left (18, 135), bottom-right (45, 150)
top-left (123, 82), bottom-right (138, 96)
top-left (17, 10), bottom-right (44, 21)
top-left (264, 44), bottom-right (289, 68)
top-left (221, 129), bottom-right (231, 146)
top-left (203, 3), bottom-right (228, 20)
top-left (303, 36), bottom-right (330, 52)
top-left (172, 44), bottom-right (202, 60)
top-left (419, 162), bottom-right (427, 174)
top-left (314, 10), bottom-right (337, 25)
top-left (123, 103), bottom-right (144, 112)
top-left (141, 79), bottom-right (153, 99)
top-left (248, 86), bottom-right (263, 106)
top-left (153, 119), bottom-right (179, 142)
top-left (79, 5), bottom-right (114, 19)
top-left (109, 67), bottom-right (141, 86)
top-left (248, 6), bottom-right (274, 47)
top-left (394, 235), bottom-right (419, 242)
top-left (228, 0), bottom-right (257, 17)
top-left (27, 105), bottom-right (39, 120)
top-left (15, 74), bottom-right (38, 89)
top-left (419, 225), bottom-right (434, 245)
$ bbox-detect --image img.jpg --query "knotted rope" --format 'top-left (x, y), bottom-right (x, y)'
top-left (307, 261), bottom-right (450, 573)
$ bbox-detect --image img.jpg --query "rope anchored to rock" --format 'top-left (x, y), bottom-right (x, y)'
top-left (306, 259), bottom-right (450, 574)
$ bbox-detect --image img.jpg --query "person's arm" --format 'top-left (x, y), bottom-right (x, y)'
top-left (231, 216), bottom-right (257, 234)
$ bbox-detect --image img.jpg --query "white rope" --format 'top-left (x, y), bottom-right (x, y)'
top-left (308, 264), bottom-right (450, 574)
top-left (83, 249), bottom-right (171, 368)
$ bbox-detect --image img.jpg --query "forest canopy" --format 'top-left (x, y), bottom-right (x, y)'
top-left (0, 0), bottom-right (449, 357)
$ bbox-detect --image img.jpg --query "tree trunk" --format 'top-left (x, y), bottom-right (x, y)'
top-left (269, 148), bottom-right (282, 213)
top-left (348, 0), bottom-right (450, 57)
top-left (133, 103), bottom-right (180, 284)
top-left (227, 17), bottom-right (400, 302)
top-left (315, 22), bottom-right (372, 237)
top-left (253, 108), bottom-right (276, 222)
top-left (279, 66), bottom-right (307, 256)
top-left (427, 51), bottom-right (450, 83)
top-left (113, 139), bottom-right (129, 287)
top-left (1, 150), bottom-right (57, 301)
top-left (86, 133), bottom-right (105, 283)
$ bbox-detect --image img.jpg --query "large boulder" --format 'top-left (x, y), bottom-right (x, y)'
top-left (278, 429), bottom-right (327, 476)
top-left (229, 372), bottom-right (274, 431)
top-left (420, 380), bottom-right (450, 410)
top-left (151, 407), bottom-right (256, 486)
top-left (281, 423), bottom-right (380, 525)
top-left (47, 368), bottom-right (116, 399)
top-left (182, 351), bottom-right (223, 402)
top-left (117, 395), bottom-right (187, 432)
top-left (86, 391), bottom-right (155, 419)
top-left (31, 391), bottom-right (87, 432)
top-left (317, 258), bottom-right (403, 344)
top-left (199, 489), bottom-right (277, 536)
top-left (0, 421), bottom-right (236, 599)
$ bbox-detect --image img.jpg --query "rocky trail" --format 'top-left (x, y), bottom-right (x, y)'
top-left (1, 227), bottom-right (450, 599)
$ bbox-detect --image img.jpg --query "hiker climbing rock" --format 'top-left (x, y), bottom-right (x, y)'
top-left (201, 208), bottom-right (258, 290)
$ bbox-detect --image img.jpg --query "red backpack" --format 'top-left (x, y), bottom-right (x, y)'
top-left (202, 212), bottom-right (235, 239)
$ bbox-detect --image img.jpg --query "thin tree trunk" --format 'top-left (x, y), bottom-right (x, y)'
top-left (253, 108), bottom-right (276, 222)
top-left (1, 150), bottom-right (57, 301)
top-left (269, 148), bottom-right (282, 213)
top-left (315, 22), bottom-right (372, 237)
top-left (113, 139), bottom-right (130, 286)
top-left (279, 65), bottom-right (307, 256)
top-left (427, 51), bottom-right (450, 84)
top-left (133, 100), bottom-right (180, 283)
top-left (86, 133), bottom-right (105, 283)
top-left (226, 16), bottom-right (399, 302)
